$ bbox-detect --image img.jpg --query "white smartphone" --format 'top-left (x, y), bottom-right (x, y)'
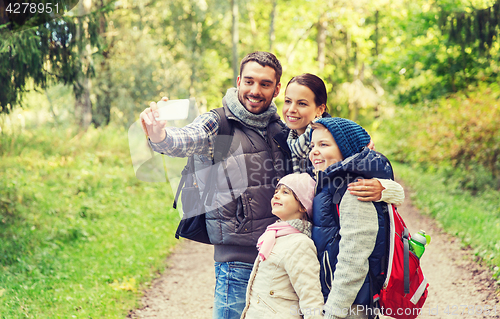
top-left (155, 99), bottom-right (190, 121)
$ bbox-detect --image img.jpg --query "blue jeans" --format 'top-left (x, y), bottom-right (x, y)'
top-left (213, 261), bottom-right (253, 319)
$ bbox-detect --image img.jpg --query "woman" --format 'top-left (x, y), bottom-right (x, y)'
top-left (274, 73), bottom-right (403, 204)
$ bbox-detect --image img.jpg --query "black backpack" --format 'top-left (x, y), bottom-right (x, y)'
top-left (174, 107), bottom-right (235, 244)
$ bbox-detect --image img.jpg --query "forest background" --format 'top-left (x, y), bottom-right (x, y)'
top-left (1, 0), bottom-right (500, 317)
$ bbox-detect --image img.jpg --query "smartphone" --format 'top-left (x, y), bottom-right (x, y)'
top-left (154, 99), bottom-right (190, 121)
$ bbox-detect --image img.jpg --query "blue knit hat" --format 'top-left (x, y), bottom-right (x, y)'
top-left (314, 117), bottom-right (371, 159)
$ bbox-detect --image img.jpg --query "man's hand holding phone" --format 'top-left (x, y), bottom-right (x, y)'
top-left (140, 97), bottom-right (169, 143)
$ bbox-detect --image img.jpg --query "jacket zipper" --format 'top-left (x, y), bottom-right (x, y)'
top-left (322, 233), bottom-right (339, 291)
top-left (273, 136), bottom-right (291, 158)
top-left (258, 295), bottom-right (277, 314)
top-left (314, 170), bottom-right (320, 194)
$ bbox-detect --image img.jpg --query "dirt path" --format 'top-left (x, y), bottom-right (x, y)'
top-left (129, 240), bottom-right (215, 318)
top-left (130, 183), bottom-right (500, 318)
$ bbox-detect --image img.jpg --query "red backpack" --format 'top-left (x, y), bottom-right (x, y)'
top-left (373, 204), bottom-right (429, 319)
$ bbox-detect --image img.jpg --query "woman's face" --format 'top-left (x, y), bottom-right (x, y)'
top-left (283, 82), bottom-right (325, 135)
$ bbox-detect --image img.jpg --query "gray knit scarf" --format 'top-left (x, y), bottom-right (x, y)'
top-left (287, 219), bottom-right (312, 238)
top-left (287, 124), bottom-right (314, 173)
top-left (224, 88), bottom-right (278, 134)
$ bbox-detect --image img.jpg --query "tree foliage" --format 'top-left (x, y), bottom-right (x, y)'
top-left (2, 0), bottom-right (500, 127)
top-left (0, 8), bottom-right (107, 114)
top-left (375, 0), bottom-right (500, 104)
top-left (379, 82), bottom-right (500, 191)
top-left (439, 0), bottom-right (500, 52)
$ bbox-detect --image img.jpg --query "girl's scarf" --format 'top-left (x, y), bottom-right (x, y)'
top-left (257, 221), bottom-right (303, 261)
top-left (287, 124), bottom-right (314, 173)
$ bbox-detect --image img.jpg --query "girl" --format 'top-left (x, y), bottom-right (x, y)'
top-left (274, 73), bottom-right (404, 205)
top-left (240, 173), bottom-right (324, 319)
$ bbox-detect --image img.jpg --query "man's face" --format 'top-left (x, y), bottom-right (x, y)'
top-left (237, 61), bottom-right (281, 114)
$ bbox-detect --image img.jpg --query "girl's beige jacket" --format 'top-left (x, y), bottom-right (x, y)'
top-left (240, 233), bottom-right (324, 319)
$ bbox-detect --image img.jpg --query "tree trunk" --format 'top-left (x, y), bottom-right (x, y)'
top-left (75, 0), bottom-right (93, 129)
top-left (187, 8), bottom-right (198, 98)
top-left (374, 10), bottom-right (379, 56)
top-left (269, 0), bottom-right (277, 52)
top-left (190, 51), bottom-right (197, 97)
top-left (75, 77), bottom-right (92, 128)
top-left (92, 70), bottom-right (111, 127)
top-left (353, 41), bottom-right (358, 79)
top-left (345, 30), bottom-right (351, 82)
top-left (351, 63), bottom-right (365, 122)
top-left (92, 0), bottom-right (111, 127)
top-left (45, 88), bottom-right (59, 126)
top-left (286, 23), bottom-right (314, 65)
top-left (247, 3), bottom-right (258, 38)
top-left (231, 0), bottom-right (239, 86)
top-left (317, 15), bottom-right (327, 72)
top-left (350, 101), bottom-right (359, 122)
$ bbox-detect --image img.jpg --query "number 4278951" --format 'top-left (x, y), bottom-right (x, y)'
top-left (5, 2), bottom-right (59, 14)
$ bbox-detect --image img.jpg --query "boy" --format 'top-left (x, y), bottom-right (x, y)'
top-left (308, 117), bottom-right (399, 319)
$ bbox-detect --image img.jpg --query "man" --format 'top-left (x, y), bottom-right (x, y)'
top-left (140, 51), bottom-right (288, 319)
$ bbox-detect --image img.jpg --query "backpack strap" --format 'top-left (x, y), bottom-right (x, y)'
top-left (368, 270), bottom-right (381, 319)
top-left (201, 106), bottom-right (235, 206)
top-left (173, 107), bottom-right (234, 209)
top-left (402, 227), bottom-right (410, 294)
top-left (210, 107), bottom-right (234, 163)
top-left (173, 157), bottom-right (193, 209)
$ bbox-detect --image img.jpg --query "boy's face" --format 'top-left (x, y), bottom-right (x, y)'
top-left (309, 127), bottom-right (344, 172)
top-left (237, 61), bottom-right (281, 114)
top-left (271, 185), bottom-right (304, 221)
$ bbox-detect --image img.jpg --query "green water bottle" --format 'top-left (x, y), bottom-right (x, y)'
top-left (409, 230), bottom-right (431, 258)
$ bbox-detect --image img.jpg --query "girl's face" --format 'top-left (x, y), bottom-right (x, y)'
top-left (271, 185), bottom-right (305, 221)
top-left (283, 82), bottom-right (325, 135)
top-left (309, 127), bottom-right (344, 172)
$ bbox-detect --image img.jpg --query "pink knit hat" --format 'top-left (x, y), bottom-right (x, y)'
top-left (277, 173), bottom-right (316, 218)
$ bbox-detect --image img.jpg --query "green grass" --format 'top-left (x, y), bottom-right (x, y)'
top-left (393, 162), bottom-right (500, 284)
top-left (0, 125), bottom-right (180, 318)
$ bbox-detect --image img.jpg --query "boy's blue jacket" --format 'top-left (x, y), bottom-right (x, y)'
top-left (311, 147), bottom-right (394, 305)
